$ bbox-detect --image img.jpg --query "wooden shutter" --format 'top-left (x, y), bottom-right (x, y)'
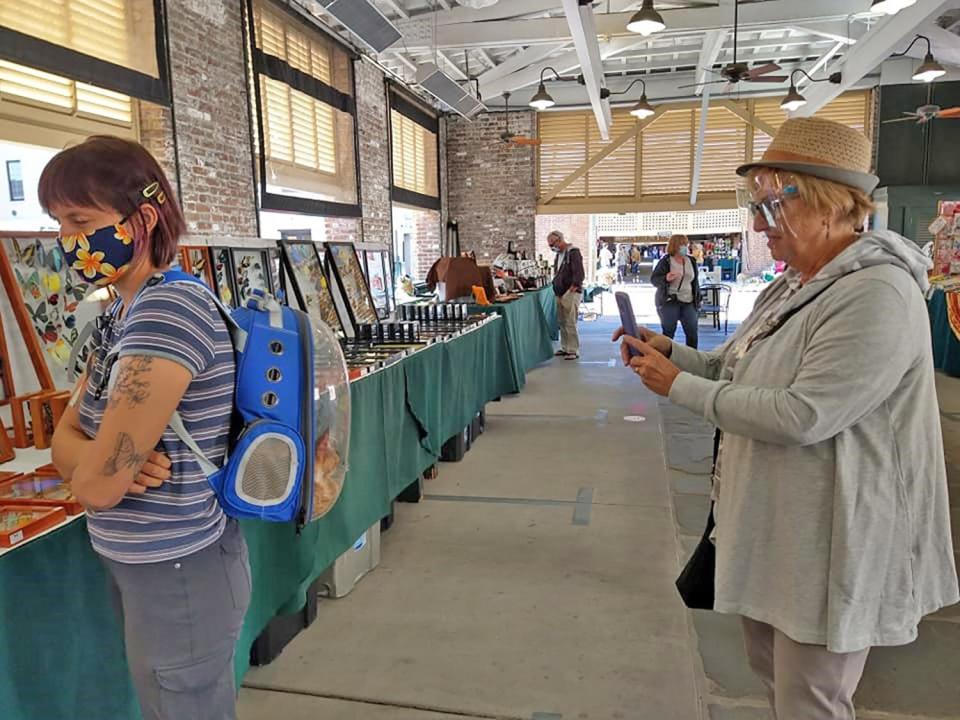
top-left (254, 2), bottom-right (333, 85)
top-left (640, 109), bottom-right (694, 196)
top-left (0, 59), bottom-right (133, 126)
top-left (391, 109), bottom-right (439, 198)
top-left (261, 76), bottom-right (337, 174)
top-left (538, 112), bottom-right (587, 198)
top-left (752, 90), bottom-right (873, 162)
top-left (587, 111), bottom-right (637, 197)
top-left (0, 0), bottom-right (159, 78)
top-left (695, 105), bottom-right (748, 192)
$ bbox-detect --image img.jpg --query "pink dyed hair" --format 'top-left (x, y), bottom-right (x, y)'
top-left (38, 136), bottom-right (185, 268)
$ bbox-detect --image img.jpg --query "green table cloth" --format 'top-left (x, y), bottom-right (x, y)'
top-left (0, 318), bottom-right (512, 720)
top-left (928, 288), bottom-right (960, 377)
top-left (473, 288), bottom-right (555, 390)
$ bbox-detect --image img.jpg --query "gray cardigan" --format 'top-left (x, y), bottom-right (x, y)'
top-left (668, 231), bottom-right (959, 652)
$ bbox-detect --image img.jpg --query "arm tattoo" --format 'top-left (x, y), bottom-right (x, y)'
top-left (102, 432), bottom-right (148, 476)
top-left (109, 356), bottom-right (153, 409)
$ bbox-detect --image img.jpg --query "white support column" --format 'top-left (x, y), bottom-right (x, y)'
top-left (696, 30), bottom-right (728, 96)
top-left (796, 0), bottom-right (954, 116)
top-left (562, 0), bottom-right (612, 140)
top-left (691, 87), bottom-right (711, 207)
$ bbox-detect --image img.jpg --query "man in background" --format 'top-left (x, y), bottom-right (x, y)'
top-left (548, 230), bottom-right (585, 360)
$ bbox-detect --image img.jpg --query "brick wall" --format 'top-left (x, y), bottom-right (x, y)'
top-left (535, 214), bottom-right (594, 284)
top-left (446, 110), bottom-right (537, 264)
top-left (138, 103), bottom-right (179, 194)
top-left (415, 209), bottom-right (441, 279)
top-left (164, 0), bottom-right (258, 238)
top-left (325, 217), bottom-right (361, 245)
top-left (355, 59), bottom-right (391, 248)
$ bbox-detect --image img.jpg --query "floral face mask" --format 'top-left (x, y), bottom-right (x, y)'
top-left (58, 221), bottom-right (135, 287)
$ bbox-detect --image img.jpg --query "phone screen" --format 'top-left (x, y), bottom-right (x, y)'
top-left (615, 292), bottom-right (642, 358)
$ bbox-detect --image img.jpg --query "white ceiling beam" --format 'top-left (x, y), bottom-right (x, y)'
top-left (691, 85), bottom-right (711, 206)
top-left (784, 23), bottom-right (857, 46)
top-left (437, 50), bottom-right (468, 80)
top-left (524, 71), bottom-right (880, 109)
top-left (797, 0), bottom-right (954, 117)
top-left (796, 41), bottom-right (846, 87)
top-left (480, 36), bottom-right (646, 99)
top-left (404, 0), bottom-right (560, 25)
top-left (401, 0), bottom-right (875, 50)
top-left (562, 0), bottom-right (612, 140)
top-left (696, 30), bottom-right (727, 95)
top-left (392, 51), bottom-right (418, 73)
top-left (380, 0), bottom-right (409, 20)
top-left (478, 49), bottom-right (498, 69)
top-left (615, 35), bottom-right (839, 63)
top-left (477, 44), bottom-right (568, 88)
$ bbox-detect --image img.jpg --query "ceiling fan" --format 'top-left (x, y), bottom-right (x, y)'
top-left (679, 0), bottom-right (788, 91)
top-left (498, 92), bottom-right (541, 146)
top-left (883, 104), bottom-right (960, 125)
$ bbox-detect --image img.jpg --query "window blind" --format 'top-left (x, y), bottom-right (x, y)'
top-left (250, 0), bottom-right (358, 213)
top-left (0, 0), bottom-right (163, 100)
top-left (391, 109), bottom-right (438, 199)
top-left (0, 59), bottom-right (133, 126)
top-left (587, 110), bottom-right (636, 197)
top-left (538, 90), bottom-right (874, 206)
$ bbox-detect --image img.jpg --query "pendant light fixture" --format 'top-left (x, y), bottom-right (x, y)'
top-left (870, 0), bottom-right (918, 14)
top-left (528, 67), bottom-right (564, 110)
top-left (778, 70), bottom-right (843, 113)
top-left (627, 0), bottom-right (666, 37)
top-left (606, 78), bottom-right (657, 119)
top-left (892, 35), bottom-right (946, 83)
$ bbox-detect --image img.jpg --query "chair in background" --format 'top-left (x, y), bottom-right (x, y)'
top-left (699, 284), bottom-right (732, 335)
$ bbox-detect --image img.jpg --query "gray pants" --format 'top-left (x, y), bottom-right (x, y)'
top-left (557, 290), bottom-right (582, 355)
top-left (102, 520), bottom-right (252, 720)
top-left (742, 618), bottom-right (870, 720)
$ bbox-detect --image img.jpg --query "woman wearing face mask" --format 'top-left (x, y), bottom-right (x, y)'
top-left (615, 117), bottom-right (958, 719)
top-left (41, 136), bottom-right (249, 720)
top-left (651, 234), bottom-right (700, 349)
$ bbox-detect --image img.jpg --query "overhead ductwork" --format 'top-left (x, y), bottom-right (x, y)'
top-left (317, 0), bottom-right (402, 53)
top-left (416, 62), bottom-right (487, 119)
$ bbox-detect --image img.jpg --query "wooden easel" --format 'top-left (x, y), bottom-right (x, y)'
top-left (1, 235), bottom-right (58, 456)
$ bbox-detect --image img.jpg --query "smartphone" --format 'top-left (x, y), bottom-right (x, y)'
top-left (615, 291), bottom-right (642, 358)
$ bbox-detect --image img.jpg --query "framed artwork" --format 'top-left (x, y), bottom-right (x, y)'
top-left (176, 246), bottom-right (216, 290)
top-left (211, 247), bottom-right (237, 308)
top-left (230, 248), bottom-right (273, 305)
top-left (364, 249), bottom-right (392, 317)
top-left (325, 242), bottom-right (378, 328)
top-left (266, 247), bottom-right (283, 302)
top-left (2, 237), bottom-right (93, 387)
top-left (278, 241), bottom-right (342, 334)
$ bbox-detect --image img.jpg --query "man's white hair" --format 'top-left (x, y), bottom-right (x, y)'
top-left (549, 230), bottom-right (564, 241)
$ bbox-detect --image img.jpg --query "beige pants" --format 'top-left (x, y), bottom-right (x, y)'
top-left (557, 290), bottom-right (581, 355)
top-left (742, 618), bottom-right (870, 720)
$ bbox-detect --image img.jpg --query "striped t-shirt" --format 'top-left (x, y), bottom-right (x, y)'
top-left (79, 281), bottom-right (235, 564)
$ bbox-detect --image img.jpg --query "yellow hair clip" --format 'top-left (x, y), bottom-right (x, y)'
top-left (142, 181), bottom-right (167, 205)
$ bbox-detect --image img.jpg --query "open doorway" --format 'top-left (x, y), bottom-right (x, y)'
top-left (392, 205), bottom-right (440, 282)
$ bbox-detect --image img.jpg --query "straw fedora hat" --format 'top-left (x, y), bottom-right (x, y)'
top-left (736, 116), bottom-right (879, 195)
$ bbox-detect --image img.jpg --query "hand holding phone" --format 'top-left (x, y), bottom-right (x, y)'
top-left (615, 292), bottom-right (642, 358)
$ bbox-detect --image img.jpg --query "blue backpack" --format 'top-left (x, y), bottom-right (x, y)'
top-left (157, 270), bottom-right (318, 527)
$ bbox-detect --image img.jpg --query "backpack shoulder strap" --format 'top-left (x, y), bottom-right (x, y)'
top-left (155, 270), bottom-right (248, 352)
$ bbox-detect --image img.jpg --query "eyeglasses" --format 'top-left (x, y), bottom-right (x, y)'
top-left (743, 186), bottom-right (799, 230)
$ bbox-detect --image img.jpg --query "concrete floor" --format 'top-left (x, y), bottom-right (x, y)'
top-left (240, 316), bottom-right (960, 720)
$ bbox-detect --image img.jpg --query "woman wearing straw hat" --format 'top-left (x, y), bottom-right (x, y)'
top-left (615, 117), bottom-right (958, 719)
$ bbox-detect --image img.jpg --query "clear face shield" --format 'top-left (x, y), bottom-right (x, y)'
top-left (737, 170), bottom-right (801, 237)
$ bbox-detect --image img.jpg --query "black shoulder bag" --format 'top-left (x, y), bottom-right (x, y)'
top-left (674, 270), bottom-right (857, 610)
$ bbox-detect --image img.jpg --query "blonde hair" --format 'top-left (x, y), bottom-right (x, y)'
top-left (667, 234), bottom-right (689, 256)
top-left (748, 167), bottom-right (875, 231)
